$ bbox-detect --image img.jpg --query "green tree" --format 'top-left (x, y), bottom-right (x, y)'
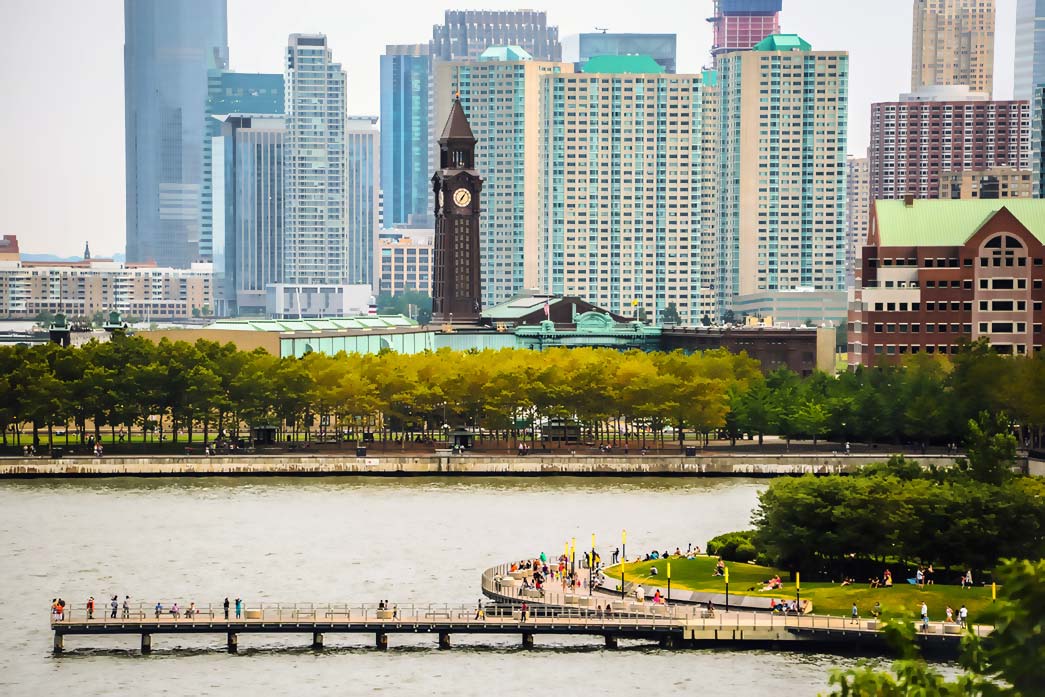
top-left (960, 411), bottom-right (1017, 485)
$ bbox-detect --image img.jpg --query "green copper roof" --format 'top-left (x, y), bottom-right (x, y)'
top-left (205, 315), bottom-right (417, 332)
top-left (580, 55), bottom-right (666, 74)
top-left (479, 45), bottom-right (533, 61)
top-left (752, 34), bottom-right (812, 52)
top-left (702, 69), bottom-right (718, 87)
top-left (874, 199), bottom-right (1045, 247)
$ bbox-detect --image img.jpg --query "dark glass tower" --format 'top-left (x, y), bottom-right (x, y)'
top-left (431, 100), bottom-right (483, 323)
top-left (124, 0), bottom-right (229, 268)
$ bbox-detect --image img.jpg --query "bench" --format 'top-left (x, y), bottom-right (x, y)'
top-left (423, 609), bottom-right (451, 620)
top-left (375, 609), bottom-right (394, 620)
top-left (700, 610), bottom-right (716, 619)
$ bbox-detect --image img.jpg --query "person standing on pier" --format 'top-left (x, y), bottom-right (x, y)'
top-left (224, 597), bottom-right (230, 620)
top-left (122, 596), bottom-right (130, 619)
top-left (235, 598), bottom-right (242, 619)
top-left (850, 603), bottom-right (859, 624)
top-left (920, 602), bottom-right (929, 632)
top-left (86, 596), bottom-right (94, 620)
top-left (110, 595), bottom-right (118, 619)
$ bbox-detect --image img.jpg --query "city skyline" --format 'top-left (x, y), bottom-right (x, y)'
top-left (0, 0), bottom-right (1020, 257)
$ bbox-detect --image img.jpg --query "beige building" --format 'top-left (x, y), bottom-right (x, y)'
top-left (847, 156), bottom-right (870, 284)
top-left (939, 167), bottom-right (1034, 199)
top-left (700, 72), bottom-right (721, 322)
top-left (377, 227), bottom-right (433, 297)
top-left (539, 56), bottom-right (706, 324)
top-left (434, 47), bottom-right (572, 307)
top-left (0, 256), bottom-right (214, 320)
top-left (911, 0), bottom-right (996, 97)
top-left (716, 35), bottom-right (849, 314)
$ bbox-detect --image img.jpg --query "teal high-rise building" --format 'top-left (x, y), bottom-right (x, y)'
top-left (380, 45), bottom-right (431, 228)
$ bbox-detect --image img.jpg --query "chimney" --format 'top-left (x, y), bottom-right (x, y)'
top-left (903, 194), bottom-right (914, 208)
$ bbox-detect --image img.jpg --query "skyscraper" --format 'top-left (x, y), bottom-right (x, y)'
top-left (578, 33), bottom-right (677, 73)
top-left (540, 57), bottom-right (707, 324)
top-left (203, 72), bottom-right (284, 264)
top-left (708, 0), bottom-right (782, 65)
top-left (380, 45), bottom-right (431, 228)
top-left (430, 10), bottom-right (561, 61)
top-left (846, 156), bottom-right (870, 285)
top-left (213, 115), bottom-right (286, 315)
top-left (1015, 0), bottom-right (1045, 102)
top-left (716, 35), bottom-right (849, 312)
top-left (284, 34), bottom-right (347, 285)
top-left (124, 0), bottom-right (228, 268)
top-left (346, 116), bottom-right (380, 288)
top-left (435, 47), bottom-right (570, 307)
top-left (911, 0), bottom-right (995, 97)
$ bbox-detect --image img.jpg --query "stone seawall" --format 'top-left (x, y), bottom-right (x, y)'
top-left (0, 453), bottom-right (964, 479)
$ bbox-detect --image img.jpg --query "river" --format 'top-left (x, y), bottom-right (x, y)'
top-left (0, 476), bottom-right (893, 696)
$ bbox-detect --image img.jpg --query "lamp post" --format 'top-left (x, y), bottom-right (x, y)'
top-left (570, 537), bottom-right (576, 578)
top-left (667, 562), bottom-right (671, 603)
top-left (724, 566), bottom-right (730, 612)
top-left (589, 533), bottom-right (595, 596)
top-left (621, 529), bottom-right (627, 600)
top-left (796, 571), bottom-right (801, 609)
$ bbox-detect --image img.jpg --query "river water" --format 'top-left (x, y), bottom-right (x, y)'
top-left (0, 477), bottom-right (890, 696)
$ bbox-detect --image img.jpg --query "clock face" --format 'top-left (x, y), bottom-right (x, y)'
top-left (438, 189), bottom-right (444, 208)
top-left (452, 187), bottom-right (472, 208)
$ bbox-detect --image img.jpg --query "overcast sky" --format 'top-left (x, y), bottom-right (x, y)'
top-left (0, 0), bottom-right (1017, 257)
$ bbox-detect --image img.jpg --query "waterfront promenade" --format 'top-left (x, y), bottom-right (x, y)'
top-left (3, 452), bottom-right (966, 479)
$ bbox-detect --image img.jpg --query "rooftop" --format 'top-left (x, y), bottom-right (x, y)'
top-left (205, 315), bottom-right (417, 333)
top-left (752, 34), bottom-right (812, 52)
top-left (439, 98), bottom-right (475, 142)
top-left (479, 45), bottom-right (533, 61)
top-left (580, 55), bottom-right (666, 74)
top-left (874, 199), bottom-right (1045, 247)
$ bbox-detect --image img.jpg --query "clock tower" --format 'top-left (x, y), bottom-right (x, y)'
top-left (431, 98), bottom-right (483, 324)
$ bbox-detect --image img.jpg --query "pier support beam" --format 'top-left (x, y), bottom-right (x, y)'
top-left (658, 635), bottom-right (676, 649)
top-left (227, 633), bottom-right (238, 653)
top-left (312, 632), bottom-right (324, 650)
top-left (53, 633), bottom-right (64, 654)
top-left (605, 635), bottom-right (618, 649)
top-left (375, 632), bottom-right (388, 650)
top-left (141, 634), bottom-right (152, 654)
top-left (438, 632), bottom-right (451, 650)
top-left (521, 632), bottom-right (534, 649)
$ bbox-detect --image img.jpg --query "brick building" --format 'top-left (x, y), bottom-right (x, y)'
top-left (847, 198), bottom-right (1045, 367)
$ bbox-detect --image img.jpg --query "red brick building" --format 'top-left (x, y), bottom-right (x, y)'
top-left (868, 96), bottom-right (1030, 201)
top-left (848, 199), bottom-right (1045, 367)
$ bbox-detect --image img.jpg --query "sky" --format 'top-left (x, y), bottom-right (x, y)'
top-left (0, 0), bottom-right (1018, 258)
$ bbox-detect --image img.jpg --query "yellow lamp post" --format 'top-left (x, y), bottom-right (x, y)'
top-left (620, 529), bottom-right (627, 600)
top-left (724, 566), bottom-right (730, 612)
top-left (796, 571), bottom-right (801, 607)
top-left (667, 562), bottom-right (672, 602)
top-left (589, 533), bottom-right (596, 596)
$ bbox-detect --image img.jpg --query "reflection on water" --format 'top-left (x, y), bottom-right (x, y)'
top-left (0, 476), bottom-right (935, 695)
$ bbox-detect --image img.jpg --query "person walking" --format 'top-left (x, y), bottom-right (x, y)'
top-left (850, 603), bottom-right (859, 625)
top-left (155, 602), bottom-right (162, 619)
top-left (122, 595), bottom-right (130, 619)
top-left (474, 599), bottom-right (483, 620)
top-left (110, 595), bottom-right (118, 619)
top-left (520, 602), bottom-right (528, 622)
top-left (224, 597), bottom-right (230, 620)
top-left (920, 602), bottom-right (929, 632)
top-left (959, 604), bottom-right (968, 629)
top-left (86, 596), bottom-right (95, 620)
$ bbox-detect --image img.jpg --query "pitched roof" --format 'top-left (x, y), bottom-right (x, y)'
top-left (439, 98), bottom-right (475, 141)
top-left (752, 34), bottom-right (812, 52)
top-left (874, 199), bottom-right (1045, 247)
top-left (580, 55), bottom-right (666, 74)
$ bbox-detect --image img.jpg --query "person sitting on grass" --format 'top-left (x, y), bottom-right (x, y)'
top-left (840, 577), bottom-right (854, 587)
top-left (713, 559), bottom-right (725, 577)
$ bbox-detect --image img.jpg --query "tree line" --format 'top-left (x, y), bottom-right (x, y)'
top-left (0, 335), bottom-right (1043, 450)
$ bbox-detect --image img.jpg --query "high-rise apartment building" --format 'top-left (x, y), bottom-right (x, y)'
top-left (699, 70), bottom-right (721, 321)
top-left (377, 227), bottom-right (433, 298)
top-left (124, 0), bottom-right (229, 268)
top-left (346, 117), bottom-right (380, 288)
top-left (380, 45), bottom-right (431, 228)
top-left (213, 115), bottom-right (285, 315)
top-left (716, 35), bottom-right (849, 312)
top-left (911, 0), bottom-right (995, 97)
top-left (868, 91), bottom-right (1030, 202)
top-left (203, 72), bottom-right (284, 264)
top-left (578, 33), bottom-right (677, 73)
top-left (939, 168), bottom-right (1035, 199)
top-left (1034, 86), bottom-right (1045, 197)
top-left (435, 48), bottom-right (571, 307)
top-left (709, 0), bottom-right (782, 64)
top-left (284, 34), bottom-right (347, 285)
top-left (846, 156), bottom-right (870, 285)
top-left (540, 56), bottom-right (706, 324)
top-left (430, 10), bottom-right (561, 61)
top-left (1015, 0), bottom-right (1045, 101)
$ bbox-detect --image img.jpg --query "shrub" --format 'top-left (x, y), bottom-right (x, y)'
top-left (734, 542), bottom-right (757, 563)
top-left (706, 530), bottom-right (758, 562)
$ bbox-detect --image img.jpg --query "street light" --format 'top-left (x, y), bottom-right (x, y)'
top-left (621, 529), bottom-right (627, 600)
top-left (724, 566), bottom-right (730, 612)
top-left (570, 537), bottom-right (576, 578)
top-left (589, 533), bottom-right (595, 596)
top-left (796, 571), bottom-right (801, 609)
top-left (667, 562), bottom-right (671, 603)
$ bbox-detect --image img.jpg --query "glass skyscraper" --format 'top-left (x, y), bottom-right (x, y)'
top-left (380, 45), bottom-right (430, 227)
top-left (124, 0), bottom-right (228, 268)
top-left (578, 33), bottom-right (677, 73)
top-left (1015, 0), bottom-right (1045, 101)
top-left (346, 117), bottom-right (380, 287)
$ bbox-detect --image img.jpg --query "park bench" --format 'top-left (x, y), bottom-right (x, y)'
top-left (423, 609), bottom-right (452, 620)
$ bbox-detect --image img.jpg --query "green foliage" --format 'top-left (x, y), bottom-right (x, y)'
top-left (376, 289), bottom-right (433, 324)
top-left (706, 530), bottom-right (758, 562)
top-left (959, 411), bottom-right (1018, 485)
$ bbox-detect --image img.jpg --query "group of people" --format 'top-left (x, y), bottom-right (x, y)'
top-left (771, 598), bottom-right (805, 615)
top-left (377, 600), bottom-right (398, 618)
top-left (58, 595), bottom-right (245, 622)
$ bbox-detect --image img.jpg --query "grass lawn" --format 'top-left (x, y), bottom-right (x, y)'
top-left (607, 555), bottom-right (995, 622)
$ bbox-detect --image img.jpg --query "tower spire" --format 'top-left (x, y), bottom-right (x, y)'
top-left (83, 240), bottom-right (91, 260)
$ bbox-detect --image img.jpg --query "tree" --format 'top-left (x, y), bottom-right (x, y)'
top-left (793, 399), bottom-right (830, 446)
top-left (661, 303), bottom-right (681, 325)
top-left (960, 411), bottom-right (1017, 485)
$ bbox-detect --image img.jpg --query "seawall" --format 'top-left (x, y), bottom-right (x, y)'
top-left (0, 453), bottom-right (964, 479)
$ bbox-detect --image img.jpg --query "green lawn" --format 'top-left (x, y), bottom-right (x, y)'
top-left (608, 555), bottom-right (995, 621)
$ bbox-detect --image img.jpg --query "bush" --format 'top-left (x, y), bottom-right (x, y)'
top-left (706, 530), bottom-right (758, 562)
top-left (734, 542), bottom-right (757, 563)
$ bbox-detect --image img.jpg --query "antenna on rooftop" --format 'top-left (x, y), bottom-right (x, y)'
top-left (595, 27), bottom-right (608, 33)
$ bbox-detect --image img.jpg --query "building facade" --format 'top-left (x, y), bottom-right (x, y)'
top-left (284, 34), bottom-right (348, 285)
top-left (539, 56), bottom-right (706, 324)
top-left (0, 258), bottom-right (214, 321)
top-left (911, 0), bottom-right (996, 98)
top-left (716, 35), bottom-right (849, 314)
top-left (1015, 0), bottom-right (1045, 102)
top-left (203, 71), bottom-right (284, 263)
top-left (1034, 86), bottom-right (1045, 198)
top-left (380, 45), bottom-right (431, 227)
top-left (377, 228), bottom-right (433, 297)
top-left (430, 10), bottom-right (561, 61)
top-left (847, 199), bottom-right (1045, 367)
top-left (435, 48), bottom-right (571, 307)
top-left (847, 156), bottom-right (870, 285)
top-left (213, 115), bottom-right (285, 316)
top-left (346, 116), bottom-right (381, 288)
top-left (699, 69), bottom-right (721, 322)
top-left (578, 33), bottom-right (677, 73)
top-left (868, 94), bottom-right (1030, 202)
top-left (709, 0), bottom-right (782, 64)
top-left (124, 0), bottom-right (229, 268)
top-left (939, 167), bottom-right (1035, 199)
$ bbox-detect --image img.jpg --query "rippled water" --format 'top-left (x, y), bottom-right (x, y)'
top-left (0, 476), bottom-right (894, 696)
